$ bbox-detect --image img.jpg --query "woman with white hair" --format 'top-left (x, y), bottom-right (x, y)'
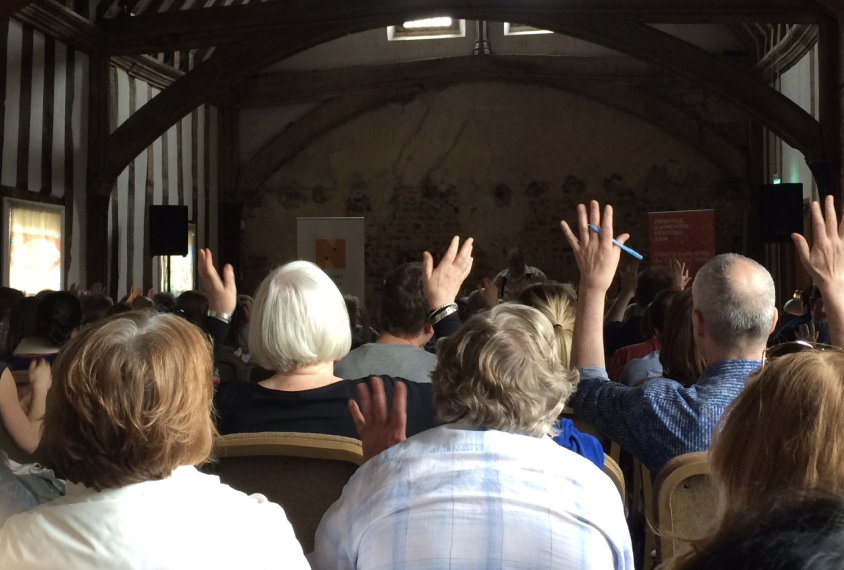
top-left (213, 260), bottom-right (438, 439)
top-left (312, 303), bottom-right (632, 570)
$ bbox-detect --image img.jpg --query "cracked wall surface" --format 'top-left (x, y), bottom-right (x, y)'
top-left (241, 83), bottom-right (747, 304)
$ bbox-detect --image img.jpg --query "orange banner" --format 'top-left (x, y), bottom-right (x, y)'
top-left (649, 210), bottom-right (715, 279)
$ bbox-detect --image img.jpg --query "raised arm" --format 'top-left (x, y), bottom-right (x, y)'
top-left (561, 201), bottom-right (629, 370)
top-left (793, 196), bottom-right (844, 348)
top-left (422, 237), bottom-right (474, 338)
top-left (0, 361), bottom-right (51, 454)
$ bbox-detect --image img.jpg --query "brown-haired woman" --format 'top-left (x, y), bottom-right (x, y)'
top-left (658, 290), bottom-right (705, 388)
top-left (0, 312), bottom-right (308, 570)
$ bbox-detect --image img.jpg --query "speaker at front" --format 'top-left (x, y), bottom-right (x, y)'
top-left (758, 183), bottom-right (804, 243)
top-left (149, 206), bottom-right (189, 256)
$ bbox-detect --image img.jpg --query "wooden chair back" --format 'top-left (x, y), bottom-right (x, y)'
top-left (201, 432), bottom-right (364, 553)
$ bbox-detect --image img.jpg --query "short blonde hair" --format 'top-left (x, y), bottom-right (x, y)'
top-left (432, 304), bottom-right (577, 438)
top-left (249, 261), bottom-right (351, 372)
top-left (518, 282), bottom-right (577, 368)
top-left (711, 351), bottom-right (844, 519)
top-left (43, 312), bottom-right (215, 491)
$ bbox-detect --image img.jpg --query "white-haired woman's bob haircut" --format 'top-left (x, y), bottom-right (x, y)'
top-left (249, 261), bottom-right (351, 373)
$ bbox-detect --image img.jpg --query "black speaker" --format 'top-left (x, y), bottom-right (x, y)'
top-left (149, 206), bottom-right (188, 256)
top-left (758, 183), bottom-right (804, 243)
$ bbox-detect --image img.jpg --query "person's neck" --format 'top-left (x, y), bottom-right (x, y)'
top-left (703, 344), bottom-right (764, 366)
top-left (376, 332), bottom-right (423, 349)
top-left (261, 361), bottom-right (342, 391)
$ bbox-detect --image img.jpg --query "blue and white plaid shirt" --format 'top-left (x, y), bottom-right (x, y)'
top-left (569, 360), bottom-right (760, 475)
top-left (312, 424), bottom-right (633, 570)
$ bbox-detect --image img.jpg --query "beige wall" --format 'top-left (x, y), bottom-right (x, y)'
top-left (241, 83), bottom-right (746, 304)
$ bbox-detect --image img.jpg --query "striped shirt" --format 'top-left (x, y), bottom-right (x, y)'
top-left (569, 360), bottom-right (760, 475)
top-left (312, 424), bottom-right (633, 570)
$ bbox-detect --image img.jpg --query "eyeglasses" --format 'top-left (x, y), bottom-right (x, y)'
top-left (762, 341), bottom-right (841, 366)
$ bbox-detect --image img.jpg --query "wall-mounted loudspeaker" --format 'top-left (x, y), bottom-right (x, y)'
top-left (149, 206), bottom-right (188, 256)
top-left (758, 183), bottom-right (804, 243)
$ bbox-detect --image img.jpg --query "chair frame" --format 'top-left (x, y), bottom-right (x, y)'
top-left (653, 452), bottom-right (711, 562)
top-left (210, 431), bottom-right (364, 466)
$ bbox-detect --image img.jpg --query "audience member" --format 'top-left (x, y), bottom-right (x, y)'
top-left (518, 282), bottom-right (604, 468)
top-left (4, 298), bottom-right (38, 359)
top-left (80, 294), bottom-right (114, 326)
top-left (343, 294), bottom-right (378, 350)
top-left (152, 291), bottom-right (177, 314)
top-left (650, 290), bottom-right (705, 388)
top-left (709, 350), bottom-right (844, 525)
top-left (697, 197), bottom-right (844, 534)
top-left (493, 247), bottom-right (548, 302)
top-left (9, 292), bottom-right (82, 370)
top-left (562, 201), bottom-right (776, 475)
top-left (335, 263), bottom-right (437, 384)
top-left (312, 304), bottom-right (632, 570)
top-left (612, 289), bottom-right (678, 385)
top-left (225, 295), bottom-right (253, 353)
top-left (0, 288), bottom-right (24, 354)
top-left (0, 360), bottom-right (51, 526)
top-left (604, 264), bottom-right (675, 359)
top-left (0, 312), bottom-right (309, 569)
top-left (176, 291), bottom-right (209, 327)
top-left (675, 494), bottom-right (844, 570)
top-left (104, 302), bottom-right (131, 318)
top-left (213, 261), bottom-right (436, 439)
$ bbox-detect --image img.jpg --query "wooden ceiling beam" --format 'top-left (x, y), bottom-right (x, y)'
top-left (100, 0), bottom-right (822, 54)
top-left (0, 0), bottom-right (36, 20)
top-left (235, 55), bottom-right (665, 108)
top-left (15, 0), bottom-right (102, 51)
top-left (98, 11), bottom-right (824, 191)
top-left (235, 58), bottom-right (748, 196)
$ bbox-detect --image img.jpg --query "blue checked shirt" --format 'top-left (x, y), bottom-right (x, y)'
top-left (569, 360), bottom-right (760, 475)
top-left (312, 424), bottom-right (633, 570)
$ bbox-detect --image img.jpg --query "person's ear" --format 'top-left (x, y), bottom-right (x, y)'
top-left (692, 310), bottom-right (704, 340)
top-left (424, 322), bottom-right (434, 336)
top-left (770, 308), bottom-right (779, 334)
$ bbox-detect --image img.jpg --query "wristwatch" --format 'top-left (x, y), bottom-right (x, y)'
top-left (206, 309), bottom-right (232, 324)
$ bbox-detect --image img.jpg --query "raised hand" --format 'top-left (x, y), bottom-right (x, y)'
top-left (348, 377), bottom-right (407, 462)
top-left (422, 236), bottom-right (474, 310)
top-left (198, 249), bottom-right (237, 315)
top-left (28, 359), bottom-right (52, 392)
top-left (619, 262), bottom-right (639, 296)
top-left (561, 201), bottom-right (630, 294)
top-left (669, 256), bottom-right (691, 290)
top-left (796, 323), bottom-right (819, 344)
top-left (90, 282), bottom-right (104, 296)
top-left (477, 277), bottom-right (498, 308)
top-left (125, 286), bottom-right (142, 304)
top-left (793, 196), bottom-right (844, 348)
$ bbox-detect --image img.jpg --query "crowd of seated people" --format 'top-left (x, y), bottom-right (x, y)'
top-left (0, 197), bottom-right (844, 569)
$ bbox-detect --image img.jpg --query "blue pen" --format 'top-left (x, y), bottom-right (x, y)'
top-left (588, 224), bottom-right (644, 261)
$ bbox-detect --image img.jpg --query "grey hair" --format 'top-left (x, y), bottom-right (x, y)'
top-left (249, 261), bottom-right (352, 373)
top-left (692, 253), bottom-right (775, 348)
top-left (432, 304), bottom-right (578, 438)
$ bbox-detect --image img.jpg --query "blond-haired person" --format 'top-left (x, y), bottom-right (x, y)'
top-left (311, 304), bottom-right (632, 570)
top-left (518, 282), bottom-right (604, 468)
top-left (0, 311), bottom-right (309, 570)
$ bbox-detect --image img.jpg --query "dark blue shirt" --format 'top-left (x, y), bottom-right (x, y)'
top-left (569, 360), bottom-right (760, 475)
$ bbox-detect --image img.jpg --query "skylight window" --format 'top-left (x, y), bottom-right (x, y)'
top-left (504, 23), bottom-right (553, 36)
top-left (388, 18), bottom-right (466, 41)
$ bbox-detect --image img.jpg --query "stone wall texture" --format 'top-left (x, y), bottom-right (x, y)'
top-left (240, 83), bottom-right (748, 306)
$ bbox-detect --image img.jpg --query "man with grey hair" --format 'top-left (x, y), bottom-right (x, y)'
top-left (562, 201), bottom-right (777, 475)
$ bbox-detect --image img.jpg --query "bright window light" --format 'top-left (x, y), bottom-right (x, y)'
top-left (773, 178), bottom-right (782, 185)
top-left (403, 17), bottom-right (453, 29)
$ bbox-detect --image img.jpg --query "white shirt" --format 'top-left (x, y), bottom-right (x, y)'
top-left (0, 465), bottom-right (310, 570)
top-left (312, 425), bottom-right (633, 570)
